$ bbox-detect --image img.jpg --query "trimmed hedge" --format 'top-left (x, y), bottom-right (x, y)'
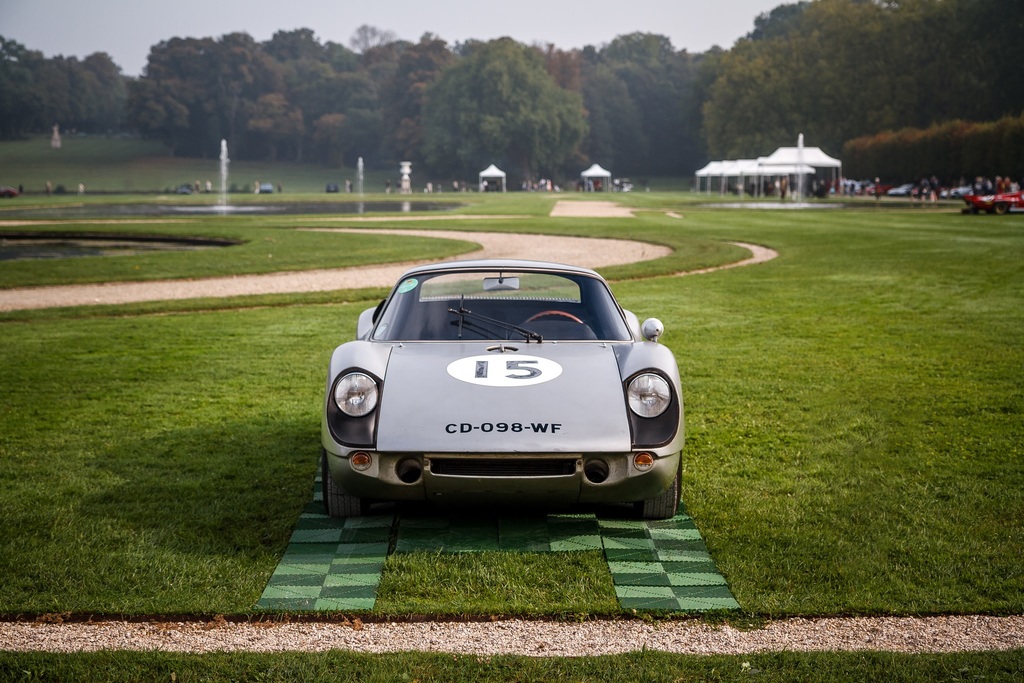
top-left (842, 114), bottom-right (1024, 183)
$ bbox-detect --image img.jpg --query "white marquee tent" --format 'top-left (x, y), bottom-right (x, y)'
top-left (479, 164), bottom-right (506, 192)
top-left (580, 163), bottom-right (612, 191)
top-left (694, 139), bottom-right (842, 198)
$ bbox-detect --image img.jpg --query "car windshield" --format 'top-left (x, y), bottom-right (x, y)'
top-left (371, 269), bottom-right (632, 342)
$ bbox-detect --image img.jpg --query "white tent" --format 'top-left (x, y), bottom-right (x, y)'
top-left (694, 159), bottom-right (761, 194)
top-left (759, 146), bottom-right (841, 169)
top-left (758, 141), bottom-right (842, 199)
top-left (580, 163), bottom-right (612, 192)
top-left (478, 164), bottom-right (506, 192)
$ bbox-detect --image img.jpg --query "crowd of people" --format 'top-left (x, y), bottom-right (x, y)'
top-left (836, 175), bottom-right (1021, 201)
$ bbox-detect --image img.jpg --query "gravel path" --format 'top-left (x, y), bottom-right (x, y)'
top-left (3, 615), bottom-right (1022, 655)
top-left (0, 228), bottom-right (671, 311)
top-left (2, 203), bottom-right (1018, 654)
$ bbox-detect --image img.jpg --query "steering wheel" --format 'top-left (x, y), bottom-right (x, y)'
top-left (524, 309), bottom-right (584, 324)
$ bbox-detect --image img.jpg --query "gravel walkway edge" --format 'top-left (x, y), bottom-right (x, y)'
top-left (2, 615), bottom-right (1022, 655)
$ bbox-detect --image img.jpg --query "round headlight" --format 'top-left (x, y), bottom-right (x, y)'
top-left (627, 373), bottom-right (671, 418)
top-left (333, 372), bottom-right (378, 417)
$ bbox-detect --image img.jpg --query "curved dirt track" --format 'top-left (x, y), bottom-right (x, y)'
top-left (0, 226), bottom-right (777, 312)
top-left (0, 228), bottom-right (676, 312)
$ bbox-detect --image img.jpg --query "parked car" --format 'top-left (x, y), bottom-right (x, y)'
top-left (942, 185), bottom-right (973, 199)
top-left (963, 190), bottom-right (1024, 215)
top-left (886, 183), bottom-right (915, 197)
top-left (321, 259), bottom-right (684, 520)
top-left (0, 186), bottom-right (19, 198)
top-left (174, 184), bottom-right (193, 195)
top-left (257, 182), bottom-right (275, 194)
top-left (864, 182), bottom-right (894, 196)
top-left (325, 183), bottom-right (340, 193)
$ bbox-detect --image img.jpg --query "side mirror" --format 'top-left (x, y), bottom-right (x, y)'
top-left (356, 302), bottom-right (383, 339)
top-left (640, 318), bottom-right (664, 343)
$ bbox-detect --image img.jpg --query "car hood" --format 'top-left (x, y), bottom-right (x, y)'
top-left (376, 342), bottom-right (632, 452)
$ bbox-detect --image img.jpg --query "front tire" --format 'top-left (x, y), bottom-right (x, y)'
top-left (994, 202), bottom-right (1009, 215)
top-left (637, 461), bottom-right (681, 520)
top-left (321, 449), bottom-right (367, 518)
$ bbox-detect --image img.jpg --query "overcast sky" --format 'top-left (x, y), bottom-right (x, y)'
top-left (1, 0), bottom-right (785, 76)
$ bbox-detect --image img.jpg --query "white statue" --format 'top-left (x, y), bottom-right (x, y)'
top-left (399, 161), bottom-right (412, 195)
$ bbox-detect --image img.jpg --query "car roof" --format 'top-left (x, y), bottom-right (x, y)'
top-left (397, 259), bottom-right (605, 280)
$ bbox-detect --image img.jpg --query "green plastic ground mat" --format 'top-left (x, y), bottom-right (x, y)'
top-left (257, 484), bottom-right (739, 613)
top-left (394, 513), bottom-right (603, 553)
top-left (600, 516), bottom-right (741, 611)
top-left (256, 501), bottom-right (392, 611)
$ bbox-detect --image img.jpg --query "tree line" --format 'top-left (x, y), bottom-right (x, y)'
top-left (1, 0), bottom-right (1021, 183)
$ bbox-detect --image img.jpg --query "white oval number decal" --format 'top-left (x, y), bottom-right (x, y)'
top-left (447, 354), bottom-right (562, 387)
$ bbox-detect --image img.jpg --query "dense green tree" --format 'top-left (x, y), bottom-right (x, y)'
top-left (312, 112), bottom-right (347, 166)
top-left (0, 41), bottom-right (125, 138)
top-left (9, 2), bottom-right (1024, 178)
top-left (582, 33), bottom-right (702, 176)
top-left (0, 38), bottom-right (40, 138)
top-left (422, 38), bottom-right (587, 180)
top-left (81, 53), bottom-right (126, 131)
top-left (378, 34), bottom-right (456, 163)
top-left (247, 92), bottom-right (304, 161)
top-left (746, 2), bottom-right (809, 40)
top-left (264, 28), bottom-right (325, 62)
top-left (702, 0), bottom-right (1022, 161)
top-left (580, 62), bottom-right (646, 172)
top-left (124, 77), bottom-right (189, 152)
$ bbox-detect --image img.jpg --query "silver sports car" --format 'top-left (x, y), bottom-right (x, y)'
top-left (321, 259), bottom-right (684, 519)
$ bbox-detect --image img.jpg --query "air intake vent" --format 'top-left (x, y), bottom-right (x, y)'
top-left (430, 458), bottom-right (577, 477)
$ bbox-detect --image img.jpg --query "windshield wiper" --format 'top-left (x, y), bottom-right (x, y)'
top-left (448, 301), bottom-right (543, 342)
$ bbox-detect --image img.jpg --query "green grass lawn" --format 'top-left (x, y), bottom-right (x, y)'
top-left (1, 191), bottom-right (1022, 678)
top-left (3, 650), bottom-right (1024, 682)
top-left (1, 199), bottom-right (1020, 619)
top-left (0, 135), bottom-right (363, 194)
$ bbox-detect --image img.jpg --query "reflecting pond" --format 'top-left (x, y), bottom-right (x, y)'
top-left (0, 201), bottom-right (460, 219)
top-left (0, 233), bottom-right (240, 261)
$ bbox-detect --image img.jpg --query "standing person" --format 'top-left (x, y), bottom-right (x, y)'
top-left (874, 178), bottom-right (881, 201)
top-left (779, 176), bottom-right (788, 200)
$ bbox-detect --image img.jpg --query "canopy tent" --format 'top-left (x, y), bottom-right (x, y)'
top-left (758, 146), bottom-right (841, 169)
top-left (695, 159), bottom-right (760, 194)
top-left (478, 164), bottom-right (506, 192)
top-left (758, 140), bottom-right (842, 199)
top-left (580, 163), bottom-right (612, 192)
top-left (693, 139), bottom-right (842, 198)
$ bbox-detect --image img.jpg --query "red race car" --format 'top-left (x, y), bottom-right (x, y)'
top-left (963, 190), bottom-right (1024, 215)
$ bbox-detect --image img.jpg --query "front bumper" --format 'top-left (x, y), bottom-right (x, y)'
top-left (324, 449), bottom-right (681, 506)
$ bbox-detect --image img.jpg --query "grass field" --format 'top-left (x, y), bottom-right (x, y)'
top-left (3, 649), bottom-right (1024, 682)
top-left (0, 135), bottom-right (697, 194)
top-left (1, 153), bottom-right (1022, 676)
top-left (1, 197), bottom-right (1020, 616)
top-left (0, 136), bottom-right (359, 194)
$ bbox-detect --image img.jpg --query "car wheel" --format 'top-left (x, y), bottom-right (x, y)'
top-left (994, 203), bottom-right (1009, 215)
top-left (637, 461), bottom-right (681, 520)
top-left (321, 448), bottom-right (367, 518)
